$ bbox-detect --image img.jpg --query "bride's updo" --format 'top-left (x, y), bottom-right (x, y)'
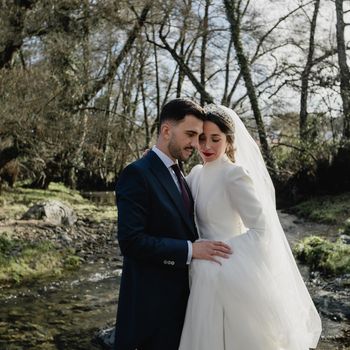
top-left (204, 104), bottom-right (236, 162)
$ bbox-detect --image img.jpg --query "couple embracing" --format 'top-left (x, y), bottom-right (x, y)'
top-left (113, 99), bottom-right (321, 350)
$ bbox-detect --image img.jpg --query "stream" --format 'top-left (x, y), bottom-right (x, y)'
top-left (0, 211), bottom-right (349, 350)
top-left (0, 256), bottom-right (121, 350)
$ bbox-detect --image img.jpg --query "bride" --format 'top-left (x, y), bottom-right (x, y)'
top-left (179, 105), bottom-right (322, 350)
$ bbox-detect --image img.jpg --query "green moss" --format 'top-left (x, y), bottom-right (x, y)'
top-left (0, 236), bottom-right (81, 284)
top-left (0, 182), bottom-right (113, 284)
top-left (340, 218), bottom-right (350, 235)
top-left (1, 182), bottom-right (89, 206)
top-left (63, 254), bottom-right (83, 270)
top-left (0, 182), bottom-right (88, 220)
top-left (294, 236), bottom-right (350, 276)
top-left (290, 192), bottom-right (350, 225)
top-left (0, 182), bottom-right (116, 223)
top-left (75, 203), bottom-right (116, 222)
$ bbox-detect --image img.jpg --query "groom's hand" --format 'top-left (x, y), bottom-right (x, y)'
top-left (192, 241), bottom-right (232, 265)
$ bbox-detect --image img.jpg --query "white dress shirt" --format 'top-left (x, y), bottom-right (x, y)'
top-left (152, 146), bottom-right (193, 264)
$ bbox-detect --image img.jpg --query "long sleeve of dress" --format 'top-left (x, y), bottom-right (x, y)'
top-left (226, 165), bottom-right (267, 243)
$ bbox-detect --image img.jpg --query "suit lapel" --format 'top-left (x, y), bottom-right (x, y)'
top-left (147, 151), bottom-right (196, 238)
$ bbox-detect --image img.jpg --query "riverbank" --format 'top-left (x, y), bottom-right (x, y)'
top-left (288, 192), bottom-right (350, 276)
top-left (0, 183), bottom-right (118, 286)
top-left (0, 185), bottom-right (349, 349)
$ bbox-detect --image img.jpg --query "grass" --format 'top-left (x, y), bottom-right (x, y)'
top-left (290, 192), bottom-right (350, 276)
top-left (294, 235), bottom-right (350, 276)
top-left (290, 192), bottom-right (350, 225)
top-left (0, 182), bottom-right (115, 284)
top-left (0, 182), bottom-right (116, 223)
top-left (0, 235), bottom-right (82, 284)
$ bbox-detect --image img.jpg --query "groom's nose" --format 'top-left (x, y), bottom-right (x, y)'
top-left (190, 136), bottom-right (200, 149)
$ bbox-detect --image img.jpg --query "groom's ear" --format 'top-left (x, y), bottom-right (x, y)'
top-left (160, 122), bottom-right (172, 140)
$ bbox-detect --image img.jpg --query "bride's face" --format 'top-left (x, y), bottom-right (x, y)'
top-left (198, 121), bottom-right (227, 162)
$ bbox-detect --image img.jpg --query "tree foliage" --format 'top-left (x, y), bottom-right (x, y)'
top-left (0, 0), bottom-right (349, 197)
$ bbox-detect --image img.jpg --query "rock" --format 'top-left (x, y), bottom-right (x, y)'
top-left (59, 233), bottom-right (73, 244)
top-left (21, 200), bottom-right (77, 226)
top-left (339, 234), bottom-right (350, 244)
top-left (93, 326), bottom-right (115, 349)
top-left (313, 291), bottom-right (350, 322)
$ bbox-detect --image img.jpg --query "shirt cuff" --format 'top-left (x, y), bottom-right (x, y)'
top-left (186, 241), bottom-right (192, 264)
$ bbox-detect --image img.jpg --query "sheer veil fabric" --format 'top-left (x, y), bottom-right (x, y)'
top-left (179, 105), bottom-right (321, 350)
top-left (223, 105), bottom-right (322, 347)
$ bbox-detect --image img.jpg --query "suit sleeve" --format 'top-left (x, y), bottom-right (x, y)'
top-left (116, 163), bottom-right (188, 268)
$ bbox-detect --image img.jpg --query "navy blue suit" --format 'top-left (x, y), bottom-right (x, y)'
top-left (114, 150), bottom-right (198, 350)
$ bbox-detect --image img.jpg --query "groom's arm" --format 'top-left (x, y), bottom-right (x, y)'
top-left (116, 163), bottom-right (189, 268)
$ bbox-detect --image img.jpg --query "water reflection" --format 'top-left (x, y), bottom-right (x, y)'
top-left (0, 261), bottom-right (121, 350)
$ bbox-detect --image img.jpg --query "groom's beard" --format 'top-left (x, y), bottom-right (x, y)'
top-left (168, 137), bottom-right (193, 161)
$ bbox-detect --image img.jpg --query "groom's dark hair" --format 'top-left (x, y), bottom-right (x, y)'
top-left (159, 98), bottom-right (205, 127)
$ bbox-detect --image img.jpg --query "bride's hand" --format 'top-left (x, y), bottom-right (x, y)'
top-left (192, 241), bottom-right (232, 265)
top-left (141, 148), bottom-right (150, 158)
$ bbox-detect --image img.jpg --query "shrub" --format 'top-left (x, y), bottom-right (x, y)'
top-left (294, 236), bottom-right (350, 276)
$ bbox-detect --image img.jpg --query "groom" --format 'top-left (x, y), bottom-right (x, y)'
top-left (114, 98), bottom-right (231, 350)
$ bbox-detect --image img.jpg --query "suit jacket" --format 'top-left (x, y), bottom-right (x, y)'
top-left (114, 150), bottom-right (198, 349)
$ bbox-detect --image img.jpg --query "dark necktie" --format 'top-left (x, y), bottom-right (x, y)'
top-left (171, 164), bottom-right (193, 215)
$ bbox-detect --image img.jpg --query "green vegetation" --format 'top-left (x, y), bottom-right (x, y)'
top-left (290, 192), bottom-right (350, 225)
top-left (290, 192), bottom-right (350, 276)
top-left (0, 183), bottom-right (115, 284)
top-left (0, 235), bottom-right (82, 284)
top-left (294, 236), bottom-right (350, 276)
top-left (341, 218), bottom-right (350, 235)
top-left (0, 182), bottom-right (116, 222)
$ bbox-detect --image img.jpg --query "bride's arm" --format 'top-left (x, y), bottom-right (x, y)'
top-left (226, 165), bottom-right (266, 238)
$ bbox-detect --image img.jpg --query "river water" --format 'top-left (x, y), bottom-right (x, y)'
top-left (0, 258), bottom-right (121, 350)
top-left (0, 211), bottom-right (349, 350)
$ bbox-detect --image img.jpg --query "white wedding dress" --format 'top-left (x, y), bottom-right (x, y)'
top-left (179, 154), bottom-right (321, 350)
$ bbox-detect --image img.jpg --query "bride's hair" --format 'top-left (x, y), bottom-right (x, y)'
top-left (205, 111), bottom-right (236, 162)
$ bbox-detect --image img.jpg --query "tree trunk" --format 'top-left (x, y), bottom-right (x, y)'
top-left (222, 37), bottom-right (234, 106)
top-left (0, 146), bottom-right (19, 169)
top-left (0, 0), bottom-right (34, 69)
top-left (335, 0), bottom-right (350, 142)
top-left (139, 55), bottom-right (150, 147)
top-left (176, 39), bottom-right (186, 98)
top-left (224, 0), bottom-right (276, 174)
top-left (200, 0), bottom-right (211, 106)
top-left (76, 3), bottom-right (152, 109)
top-left (299, 0), bottom-right (320, 142)
top-left (152, 26), bottom-right (161, 134)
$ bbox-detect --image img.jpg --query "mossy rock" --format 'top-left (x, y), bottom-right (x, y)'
top-left (294, 235), bottom-right (350, 276)
top-left (341, 218), bottom-right (350, 235)
top-left (0, 235), bottom-right (81, 284)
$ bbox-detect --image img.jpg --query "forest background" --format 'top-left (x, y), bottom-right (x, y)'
top-left (1, 1), bottom-right (350, 348)
top-left (0, 0), bottom-right (350, 204)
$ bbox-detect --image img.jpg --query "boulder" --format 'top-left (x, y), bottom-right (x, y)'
top-left (22, 200), bottom-right (77, 226)
top-left (93, 326), bottom-right (115, 349)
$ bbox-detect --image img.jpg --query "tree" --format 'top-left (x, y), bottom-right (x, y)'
top-left (299, 0), bottom-right (321, 142)
top-left (224, 0), bottom-right (276, 173)
top-left (335, 0), bottom-right (350, 143)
